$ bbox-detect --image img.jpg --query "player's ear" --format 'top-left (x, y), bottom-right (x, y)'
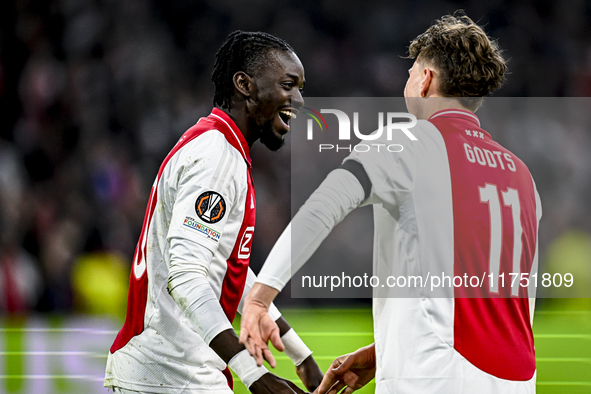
top-left (420, 67), bottom-right (435, 97)
top-left (233, 71), bottom-right (253, 98)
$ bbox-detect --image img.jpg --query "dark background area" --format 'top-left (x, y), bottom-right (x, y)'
top-left (1, 0), bottom-right (591, 314)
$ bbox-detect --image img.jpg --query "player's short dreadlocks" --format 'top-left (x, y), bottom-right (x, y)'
top-left (212, 31), bottom-right (294, 109)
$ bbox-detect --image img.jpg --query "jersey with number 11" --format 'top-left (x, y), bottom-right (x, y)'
top-left (432, 110), bottom-right (538, 381)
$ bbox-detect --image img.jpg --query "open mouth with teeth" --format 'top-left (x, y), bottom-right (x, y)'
top-left (277, 109), bottom-right (298, 132)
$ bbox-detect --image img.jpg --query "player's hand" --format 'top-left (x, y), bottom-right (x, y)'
top-left (296, 355), bottom-right (323, 392)
top-left (249, 372), bottom-right (309, 394)
top-left (240, 299), bottom-right (284, 367)
top-left (314, 343), bottom-right (376, 394)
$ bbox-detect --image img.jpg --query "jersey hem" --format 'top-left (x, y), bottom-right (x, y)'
top-left (105, 377), bottom-right (234, 393)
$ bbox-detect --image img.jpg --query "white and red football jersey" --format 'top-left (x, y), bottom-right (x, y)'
top-left (345, 109), bottom-right (541, 393)
top-left (105, 109), bottom-right (258, 393)
top-left (258, 108), bottom-right (541, 393)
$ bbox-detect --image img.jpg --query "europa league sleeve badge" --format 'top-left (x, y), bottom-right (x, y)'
top-left (195, 191), bottom-right (226, 224)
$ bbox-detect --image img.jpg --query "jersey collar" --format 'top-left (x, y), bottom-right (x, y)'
top-left (428, 109), bottom-right (481, 128)
top-left (209, 108), bottom-right (252, 166)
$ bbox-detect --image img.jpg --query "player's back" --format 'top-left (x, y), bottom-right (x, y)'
top-left (355, 109), bottom-right (540, 393)
top-left (431, 110), bottom-right (539, 381)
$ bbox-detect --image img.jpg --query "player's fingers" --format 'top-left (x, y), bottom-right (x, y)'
top-left (326, 381), bottom-right (346, 394)
top-left (341, 370), bottom-right (361, 387)
top-left (317, 355), bottom-right (352, 394)
top-left (239, 308), bottom-right (262, 343)
top-left (269, 326), bottom-right (285, 351)
top-left (341, 386), bottom-right (356, 394)
top-left (263, 347), bottom-right (277, 368)
top-left (259, 315), bottom-right (282, 348)
top-left (331, 355), bottom-right (353, 372)
top-left (315, 368), bottom-right (339, 394)
top-left (242, 331), bottom-right (258, 358)
top-left (238, 325), bottom-right (249, 345)
top-left (241, 322), bottom-right (268, 362)
top-left (255, 344), bottom-right (264, 367)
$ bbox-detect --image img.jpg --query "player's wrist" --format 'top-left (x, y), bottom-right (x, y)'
top-left (296, 355), bottom-right (323, 392)
top-left (363, 343), bottom-right (376, 360)
top-left (246, 283), bottom-right (279, 309)
top-left (209, 328), bottom-right (247, 364)
top-left (352, 343), bottom-right (376, 367)
top-left (228, 349), bottom-right (269, 389)
top-left (281, 328), bottom-right (313, 366)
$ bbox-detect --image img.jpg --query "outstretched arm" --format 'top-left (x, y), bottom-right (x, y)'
top-left (209, 329), bottom-right (309, 394)
top-left (240, 282), bottom-right (281, 365)
top-left (241, 166), bottom-right (369, 365)
top-left (165, 138), bottom-right (312, 393)
top-left (238, 269), bottom-right (284, 367)
top-left (275, 315), bottom-right (323, 392)
top-left (168, 243), bottom-right (306, 394)
top-left (238, 268), bottom-right (323, 391)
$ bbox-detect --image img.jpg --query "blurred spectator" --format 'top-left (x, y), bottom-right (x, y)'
top-left (1, 0), bottom-right (591, 313)
top-left (0, 141), bottom-right (43, 314)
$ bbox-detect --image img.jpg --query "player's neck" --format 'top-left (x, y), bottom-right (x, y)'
top-left (415, 97), bottom-right (473, 120)
top-left (217, 106), bottom-right (255, 149)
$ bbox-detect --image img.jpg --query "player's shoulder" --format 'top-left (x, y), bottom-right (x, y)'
top-left (347, 120), bottom-right (430, 168)
top-left (163, 128), bottom-right (245, 186)
top-left (179, 128), bottom-right (242, 162)
top-left (357, 118), bottom-right (436, 147)
top-left (387, 118), bottom-right (442, 151)
top-left (415, 119), bottom-right (441, 138)
top-left (421, 117), bottom-right (463, 138)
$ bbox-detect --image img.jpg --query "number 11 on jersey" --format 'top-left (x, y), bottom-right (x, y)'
top-left (479, 184), bottom-right (523, 297)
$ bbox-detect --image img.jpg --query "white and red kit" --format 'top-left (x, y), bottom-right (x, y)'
top-left (257, 109), bottom-right (541, 393)
top-left (105, 108), bottom-right (279, 393)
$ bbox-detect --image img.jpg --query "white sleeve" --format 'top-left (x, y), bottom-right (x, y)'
top-left (341, 121), bottom-right (426, 211)
top-left (167, 237), bottom-right (233, 344)
top-left (165, 132), bottom-right (243, 344)
top-left (256, 168), bottom-right (366, 291)
top-left (166, 131), bottom-right (241, 253)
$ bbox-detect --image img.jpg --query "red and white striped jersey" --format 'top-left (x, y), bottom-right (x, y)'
top-left (105, 109), bottom-right (257, 393)
top-left (346, 109), bottom-right (541, 393)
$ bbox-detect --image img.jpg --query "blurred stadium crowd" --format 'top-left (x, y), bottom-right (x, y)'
top-left (1, 0), bottom-right (591, 315)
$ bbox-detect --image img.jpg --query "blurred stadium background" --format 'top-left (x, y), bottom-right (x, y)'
top-left (0, 0), bottom-right (590, 392)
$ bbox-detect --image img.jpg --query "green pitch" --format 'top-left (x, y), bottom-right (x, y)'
top-left (231, 307), bottom-right (591, 394)
top-left (0, 306), bottom-right (588, 393)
